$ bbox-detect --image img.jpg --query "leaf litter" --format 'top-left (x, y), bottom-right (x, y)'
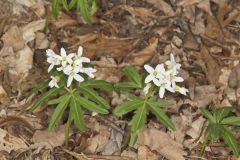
top-left (0, 0), bottom-right (240, 159)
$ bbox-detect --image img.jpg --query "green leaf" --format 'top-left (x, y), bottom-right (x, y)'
top-left (26, 81), bottom-right (49, 97)
top-left (48, 94), bottom-right (68, 105)
top-left (148, 102), bottom-right (175, 130)
top-left (115, 82), bottom-right (141, 89)
top-left (30, 88), bottom-right (60, 112)
top-left (220, 126), bottom-right (239, 156)
top-left (147, 100), bottom-right (174, 108)
top-left (222, 116), bottom-right (240, 126)
top-left (52, 0), bottom-right (61, 18)
top-left (76, 96), bottom-right (108, 114)
top-left (130, 104), bottom-right (147, 133)
top-left (207, 123), bottom-right (221, 142)
top-left (216, 107), bottom-right (233, 122)
top-left (123, 66), bottom-right (142, 87)
top-left (129, 132), bottom-right (138, 146)
top-left (49, 95), bottom-right (71, 129)
top-left (200, 108), bottom-right (215, 123)
top-left (70, 96), bottom-right (85, 131)
top-left (78, 0), bottom-right (91, 24)
top-left (80, 80), bottom-right (113, 91)
top-left (113, 100), bottom-right (144, 117)
top-left (122, 92), bottom-right (142, 101)
top-left (78, 86), bottom-right (109, 109)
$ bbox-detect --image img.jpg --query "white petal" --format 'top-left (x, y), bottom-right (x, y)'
top-left (153, 78), bottom-right (160, 86)
top-left (143, 83), bottom-right (151, 95)
top-left (166, 85), bottom-right (174, 92)
top-left (66, 57), bottom-right (73, 64)
top-left (56, 67), bottom-right (63, 71)
top-left (78, 46), bottom-right (83, 56)
top-left (55, 83), bottom-right (60, 88)
top-left (46, 49), bottom-right (55, 57)
top-left (170, 54), bottom-right (175, 62)
top-left (74, 74), bottom-right (84, 82)
top-left (175, 77), bottom-right (184, 82)
top-left (67, 75), bottom-right (74, 87)
top-left (145, 75), bottom-right (153, 83)
top-left (81, 57), bottom-right (90, 63)
top-left (60, 48), bottom-right (66, 57)
top-left (159, 87), bottom-right (165, 98)
top-left (48, 64), bottom-right (54, 72)
top-left (144, 65), bottom-right (154, 74)
top-left (155, 64), bottom-right (164, 72)
top-left (49, 80), bottom-right (54, 88)
top-left (165, 60), bottom-right (171, 66)
top-left (63, 66), bottom-right (72, 75)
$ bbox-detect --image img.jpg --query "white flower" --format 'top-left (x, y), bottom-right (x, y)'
top-left (169, 73), bottom-right (184, 88)
top-left (82, 67), bottom-right (96, 78)
top-left (66, 67), bottom-right (84, 87)
top-left (46, 49), bottom-right (61, 72)
top-left (75, 46), bottom-right (90, 64)
top-left (49, 76), bottom-right (59, 88)
top-left (59, 48), bottom-right (75, 67)
top-left (158, 78), bottom-right (174, 98)
top-left (174, 86), bottom-right (189, 95)
top-left (165, 54), bottom-right (181, 75)
top-left (144, 64), bottom-right (165, 86)
top-left (143, 83), bottom-right (151, 95)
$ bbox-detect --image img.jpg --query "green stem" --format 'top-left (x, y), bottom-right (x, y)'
top-left (65, 118), bottom-right (71, 147)
top-left (121, 126), bottom-right (131, 151)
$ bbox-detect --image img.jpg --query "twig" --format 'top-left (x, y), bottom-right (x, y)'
top-left (95, 115), bottom-right (125, 135)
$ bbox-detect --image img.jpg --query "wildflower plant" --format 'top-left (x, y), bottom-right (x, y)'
top-left (199, 105), bottom-right (240, 156)
top-left (28, 46), bottom-right (113, 144)
top-left (113, 54), bottom-right (188, 146)
top-left (52, 0), bottom-right (98, 24)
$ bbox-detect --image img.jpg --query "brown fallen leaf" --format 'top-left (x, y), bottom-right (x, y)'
top-left (138, 145), bottom-right (160, 160)
top-left (128, 37), bottom-right (158, 66)
top-left (146, 0), bottom-right (175, 16)
top-left (201, 46), bottom-right (220, 84)
top-left (138, 128), bottom-right (186, 160)
top-left (0, 128), bottom-right (28, 153)
top-left (51, 12), bottom-right (77, 29)
top-left (32, 125), bottom-right (65, 148)
top-left (0, 85), bottom-right (9, 103)
top-left (194, 85), bottom-right (218, 107)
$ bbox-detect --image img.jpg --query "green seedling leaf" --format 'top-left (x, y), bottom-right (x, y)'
top-left (222, 116), bottom-right (240, 126)
top-left (80, 80), bottom-right (113, 91)
top-left (76, 96), bottom-right (108, 114)
top-left (113, 100), bottom-right (144, 117)
top-left (148, 101), bottom-right (175, 130)
top-left (115, 82), bottom-right (141, 89)
top-left (200, 108), bottom-right (215, 123)
top-left (207, 123), bottom-right (221, 142)
top-left (70, 96), bottom-right (85, 131)
top-left (216, 107), bottom-right (233, 122)
top-left (78, 86), bottom-right (109, 109)
top-left (26, 81), bottom-right (49, 97)
top-left (129, 132), bottom-right (138, 147)
top-left (62, 0), bottom-right (69, 10)
top-left (52, 0), bottom-right (61, 18)
top-left (220, 126), bottom-right (239, 156)
top-left (123, 66), bottom-right (142, 87)
top-left (130, 104), bottom-right (147, 133)
top-left (30, 88), bottom-right (60, 112)
top-left (68, 0), bottom-right (77, 9)
top-left (78, 0), bottom-right (91, 24)
top-left (49, 94), bottom-right (71, 129)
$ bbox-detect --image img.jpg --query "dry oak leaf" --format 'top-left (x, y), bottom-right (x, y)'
top-left (128, 38), bottom-right (158, 66)
top-left (146, 0), bottom-right (175, 16)
top-left (0, 128), bottom-right (28, 153)
top-left (138, 128), bottom-right (186, 160)
top-left (201, 46), bottom-right (220, 85)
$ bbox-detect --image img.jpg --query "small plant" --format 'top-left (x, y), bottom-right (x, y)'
top-left (52, 0), bottom-right (98, 24)
top-left (200, 105), bottom-right (240, 156)
top-left (28, 46), bottom-right (113, 145)
top-left (113, 54), bottom-right (188, 146)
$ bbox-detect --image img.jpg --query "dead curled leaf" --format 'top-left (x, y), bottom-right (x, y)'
top-left (0, 128), bottom-right (28, 153)
top-left (146, 0), bottom-right (175, 16)
top-left (201, 46), bottom-right (220, 84)
top-left (138, 128), bottom-right (186, 160)
top-left (128, 38), bottom-right (158, 66)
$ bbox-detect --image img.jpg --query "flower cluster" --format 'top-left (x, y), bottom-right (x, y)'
top-left (144, 54), bottom-right (188, 98)
top-left (46, 46), bottom-right (96, 88)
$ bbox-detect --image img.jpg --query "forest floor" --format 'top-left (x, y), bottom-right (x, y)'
top-left (0, 0), bottom-right (240, 159)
